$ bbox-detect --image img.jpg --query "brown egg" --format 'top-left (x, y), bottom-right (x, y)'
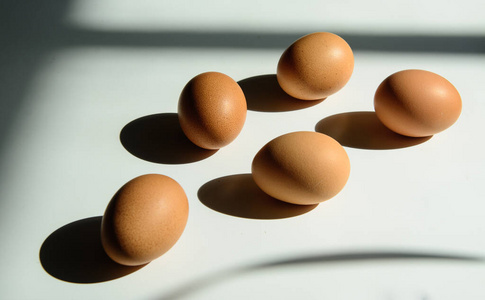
top-left (277, 32), bottom-right (354, 100)
top-left (101, 174), bottom-right (189, 266)
top-left (374, 69), bottom-right (462, 137)
top-left (252, 131), bottom-right (350, 205)
top-left (178, 72), bottom-right (247, 150)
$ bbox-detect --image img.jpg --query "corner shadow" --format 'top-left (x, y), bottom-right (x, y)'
top-left (315, 111), bottom-right (432, 150)
top-left (238, 74), bottom-right (324, 112)
top-left (120, 113), bottom-right (217, 164)
top-left (39, 216), bottom-right (145, 284)
top-left (198, 174), bottom-right (317, 219)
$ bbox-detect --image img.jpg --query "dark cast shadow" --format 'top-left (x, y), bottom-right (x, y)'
top-left (315, 111), bottom-right (432, 150)
top-left (198, 174), bottom-right (317, 219)
top-left (2, 0), bottom-right (483, 176)
top-left (238, 74), bottom-right (324, 112)
top-left (39, 216), bottom-right (145, 284)
top-left (120, 113), bottom-right (217, 164)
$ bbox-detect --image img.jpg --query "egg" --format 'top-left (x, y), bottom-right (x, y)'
top-left (277, 32), bottom-right (354, 100)
top-left (101, 174), bottom-right (189, 266)
top-left (374, 69), bottom-right (462, 137)
top-left (252, 131), bottom-right (350, 205)
top-left (178, 72), bottom-right (247, 150)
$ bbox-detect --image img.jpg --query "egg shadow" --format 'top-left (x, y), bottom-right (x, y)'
top-left (315, 111), bottom-right (432, 150)
top-left (120, 113), bottom-right (217, 164)
top-left (39, 216), bottom-right (146, 284)
top-left (238, 74), bottom-right (325, 112)
top-left (198, 174), bottom-right (317, 219)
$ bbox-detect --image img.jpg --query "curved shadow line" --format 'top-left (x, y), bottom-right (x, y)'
top-left (159, 251), bottom-right (483, 299)
top-left (253, 251), bottom-right (482, 269)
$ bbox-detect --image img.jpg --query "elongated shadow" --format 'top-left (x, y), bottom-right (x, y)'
top-left (315, 111), bottom-right (432, 150)
top-left (39, 216), bottom-right (145, 284)
top-left (120, 113), bottom-right (217, 164)
top-left (159, 250), bottom-right (483, 299)
top-left (66, 29), bottom-right (485, 53)
top-left (198, 174), bottom-right (317, 219)
top-left (253, 251), bottom-right (482, 268)
top-left (238, 74), bottom-right (324, 112)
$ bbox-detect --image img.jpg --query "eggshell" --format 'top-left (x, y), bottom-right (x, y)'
top-left (178, 72), bottom-right (247, 150)
top-left (252, 131), bottom-right (350, 205)
top-left (374, 69), bottom-right (462, 137)
top-left (277, 32), bottom-right (354, 100)
top-left (101, 174), bottom-right (189, 266)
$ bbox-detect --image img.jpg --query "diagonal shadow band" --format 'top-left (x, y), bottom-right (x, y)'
top-left (64, 28), bottom-right (485, 54)
top-left (159, 250), bottom-right (483, 299)
top-left (198, 174), bottom-right (318, 219)
top-left (315, 111), bottom-right (432, 150)
top-left (39, 216), bottom-right (146, 284)
top-left (120, 113), bottom-right (217, 164)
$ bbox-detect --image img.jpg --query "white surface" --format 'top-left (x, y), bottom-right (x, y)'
top-left (67, 0), bottom-right (485, 34)
top-left (1, 0), bottom-right (485, 299)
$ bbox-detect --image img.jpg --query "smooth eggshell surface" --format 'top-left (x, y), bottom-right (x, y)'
top-left (178, 72), bottom-right (247, 150)
top-left (101, 174), bottom-right (189, 266)
top-left (277, 32), bottom-right (354, 100)
top-left (374, 69), bottom-right (462, 137)
top-left (252, 131), bottom-right (350, 205)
